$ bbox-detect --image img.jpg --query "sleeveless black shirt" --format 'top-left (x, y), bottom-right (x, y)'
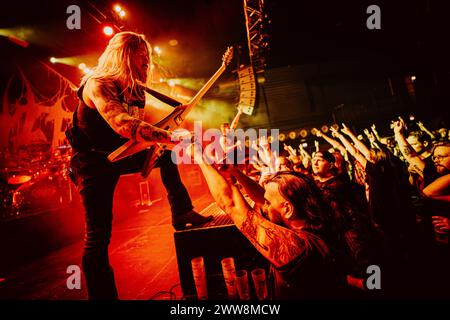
top-left (75, 80), bottom-right (145, 152)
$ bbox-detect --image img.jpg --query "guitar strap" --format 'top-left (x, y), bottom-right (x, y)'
top-left (140, 85), bottom-right (183, 108)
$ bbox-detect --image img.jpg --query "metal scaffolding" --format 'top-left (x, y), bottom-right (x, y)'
top-left (243, 0), bottom-right (270, 74)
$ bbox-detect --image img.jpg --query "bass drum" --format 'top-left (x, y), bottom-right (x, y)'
top-left (12, 175), bottom-right (68, 215)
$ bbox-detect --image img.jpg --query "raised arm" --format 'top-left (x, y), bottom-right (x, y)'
top-left (85, 78), bottom-right (172, 143)
top-left (190, 143), bottom-right (306, 268)
top-left (392, 117), bottom-right (426, 172)
top-left (423, 174), bottom-right (450, 201)
top-left (371, 124), bottom-right (383, 144)
top-left (332, 127), bottom-right (367, 167)
top-left (315, 130), bottom-right (346, 155)
top-left (227, 166), bottom-right (265, 206)
top-left (417, 121), bottom-right (436, 141)
top-left (341, 123), bottom-right (371, 159)
top-left (230, 106), bottom-right (244, 130)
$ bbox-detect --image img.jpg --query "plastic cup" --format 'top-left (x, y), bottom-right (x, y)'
top-left (251, 268), bottom-right (268, 300)
top-left (191, 256), bottom-right (208, 300)
top-left (221, 257), bottom-right (237, 299)
top-left (235, 270), bottom-right (250, 300)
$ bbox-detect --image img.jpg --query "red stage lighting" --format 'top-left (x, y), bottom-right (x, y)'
top-left (103, 26), bottom-right (114, 36)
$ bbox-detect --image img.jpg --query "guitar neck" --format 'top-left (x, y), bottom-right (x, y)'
top-left (185, 63), bottom-right (226, 113)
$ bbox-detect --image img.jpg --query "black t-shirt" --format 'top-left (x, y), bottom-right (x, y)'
top-left (365, 160), bottom-right (416, 234)
top-left (423, 156), bottom-right (439, 187)
top-left (268, 229), bottom-right (345, 299)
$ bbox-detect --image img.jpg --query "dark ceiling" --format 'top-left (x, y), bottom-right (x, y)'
top-left (1, 0), bottom-right (450, 86)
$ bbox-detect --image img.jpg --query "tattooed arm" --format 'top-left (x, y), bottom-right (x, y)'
top-left (84, 78), bottom-right (172, 143)
top-left (195, 146), bottom-right (306, 268)
top-left (227, 166), bottom-right (265, 206)
top-left (392, 117), bottom-right (425, 171)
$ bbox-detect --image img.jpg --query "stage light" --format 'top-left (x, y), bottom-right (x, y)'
top-left (119, 10), bottom-right (126, 17)
top-left (169, 39), bottom-right (178, 46)
top-left (331, 124), bottom-right (339, 131)
top-left (409, 114), bottom-right (415, 121)
top-left (311, 128), bottom-right (319, 136)
top-left (103, 26), bottom-right (114, 36)
top-left (50, 57), bottom-right (57, 63)
top-left (168, 79), bottom-right (176, 87)
top-left (279, 133), bottom-right (286, 142)
top-left (300, 129), bottom-right (308, 138)
top-left (288, 131), bottom-right (297, 140)
top-left (411, 75), bottom-right (416, 81)
top-left (114, 5), bottom-right (122, 12)
top-left (154, 46), bottom-right (162, 55)
top-left (78, 63), bottom-right (86, 70)
top-left (321, 125), bottom-right (329, 133)
top-left (83, 67), bottom-right (92, 75)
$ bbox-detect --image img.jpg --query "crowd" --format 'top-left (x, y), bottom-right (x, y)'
top-left (191, 112), bottom-right (450, 299)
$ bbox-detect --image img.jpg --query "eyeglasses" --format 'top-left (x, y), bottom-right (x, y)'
top-left (432, 154), bottom-right (450, 162)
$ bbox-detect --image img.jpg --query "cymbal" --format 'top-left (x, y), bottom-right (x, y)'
top-left (57, 145), bottom-right (72, 150)
top-left (7, 175), bottom-right (32, 185)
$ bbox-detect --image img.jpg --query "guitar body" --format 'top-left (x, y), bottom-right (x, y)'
top-left (107, 47), bottom-right (233, 178)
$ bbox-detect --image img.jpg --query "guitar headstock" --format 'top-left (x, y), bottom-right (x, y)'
top-left (222, 46), bottom-right (233, 67)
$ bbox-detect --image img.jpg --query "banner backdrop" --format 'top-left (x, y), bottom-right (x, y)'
top-left (0, 62), bottom-right (78, 155)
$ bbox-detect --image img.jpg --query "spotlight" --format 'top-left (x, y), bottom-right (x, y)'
top-left (114, 5), bottom-right (122, 13)
top-left (154, 46), bottom-right (162, 55)
top-left (78, 63), bottom-right (86, 70)
top-left (83, 67), bottom-right (92, 75)
top-left (103, 26), bottom-right (114, 36)
top-left (288, 131), bottom-right (297, 140)
top-left (411, 75), bottom-right (416, 81)
top-left (279, 133), bottom-right (286, 142)
top-left (409, 114), bottom-right (415, 121)
top-left (50, 57), bottom-right (57, 64)
top-left (300, 129), bottom-right (308, 138)
top-left (321, 125), bottom-right (329, 133)
top-left (119, 10), bottom-right (126, 17)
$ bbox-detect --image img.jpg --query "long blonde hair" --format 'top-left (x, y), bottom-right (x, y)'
top-left (81, 31), bottom-right (152, 95)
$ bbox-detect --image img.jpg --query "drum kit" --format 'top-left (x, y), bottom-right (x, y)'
top-left (0, 143), bottom-right (74, 220)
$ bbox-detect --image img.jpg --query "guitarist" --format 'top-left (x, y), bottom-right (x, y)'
top-left (66, 32), bottom-right (212, 300)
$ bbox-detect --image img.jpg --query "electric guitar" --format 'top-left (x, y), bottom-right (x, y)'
top-left (107, 46), bottom-right (233, 178)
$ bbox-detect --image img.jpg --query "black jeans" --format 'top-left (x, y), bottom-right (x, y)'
top-left (70, 149), bottom-right (193, 299)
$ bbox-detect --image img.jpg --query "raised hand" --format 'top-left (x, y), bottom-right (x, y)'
top-left (363, 128), bottom-right (370, 137)
top-left (313, 128), bottom-right (322, 137)
top-left (330, 126), bottom-right (340, 138)
top-left (371, 124), bottom-right (377, 132)
top-left (392, 117), bottom-right (406, 135)
top-left (341, 123), bottom-right (352, 136)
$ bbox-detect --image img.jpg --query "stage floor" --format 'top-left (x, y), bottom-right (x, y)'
top-left (0, 190), bottom-right (215, 300)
